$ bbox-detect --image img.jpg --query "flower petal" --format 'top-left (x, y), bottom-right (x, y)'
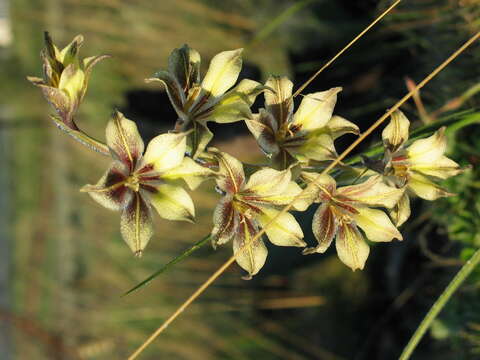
top-left (328, 115), bottom-right (360, 139)
top-left (264, 75), bottom-right (293, 126)
top-left (389, 192), bottom-right (411, 227)
top-left (168, 44), bottom-right (201, 90)
top-left (410, 155), bottom-right (462, 179)
top-left (353, 207), bottom-right (402, 243)
top-left (245, 109), bottom-right (280, 156)
top-left (233, 217), bottom-right (267, 279)
top-left (120, 193), bottom-right (154, 256)
top-left (58, 63), bottom-right (85, 101)
top-left (258, 207), bottom-right (305, 247)
top-left (162, 157), bottom-right (214, 190)
top-left (407, 127), bottom-right (447, 164)
top-left (211, 197), bottom-right (239, 247)
top-left (37, 85), bottom-right (72, 126)
top-left (293, 131), bottom-right (337, 161)
top-left (337, 175), bottom-right (404, 208)
top-left (300, 172), bottom-right (337, 202)
top-left (201, 100), bottom-right (252, 124)
top-left (201, 49), bottom-right (243, 97)
top-left (305, 204), bottom-right (338, 254)
top-left (293, 87), bottom-right (342, 131)
top-left (408, 173), bottom-right (454, 200)
top-left (81, 162), bottom-right (131, 210)
top-left (336, 221), bottom-right (369, 271)
top-left (146, 71), bottom-right (186, 119)
top-left (142, 132), bottom-right (186, 173)
top-left (106, 111), bottom-right (145, 171)
top-left (226, 79), bottom-right (265, 106)
top-left (211, 149), bottom-right (245, 194)
top-left (147, 183), bottom-right (195, 222)
top-left (382, 110), bottom-right (410, 152)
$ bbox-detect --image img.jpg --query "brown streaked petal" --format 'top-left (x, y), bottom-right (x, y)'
top-left (258, 207), bottom-right (305, 247)
top-left (211, 196), bottom-right (239, 247)
top-left (106, 111), bottom-right (145, 171)
top-left (304, 204), bottom-right (337, 254)
top-left (210, 149), bottom-right (245, 194)
top-left (293, 87), bottom-right (342, 131)
top-left (233, 217), bottom-right (267, 279)
top-left (187, 122), bottom-right (214, 159)
top-left (37, 85), bottom-right (72, 125)
top-left (337, 175), bottom-right (404, 209)
top-left (264, 75), bottom-right (293, 125)
top-left (168, 44), bottom-right (201, 90)
top-left (353, 207), bottom-right (403, 243)
top-left (300, 172), bottom-right (337, 201)
top-left (120, 193), bottom-right (154, 256)
top-left (382, 110), bottom-right (410, 152)
top-left (81, 162), bottom-right (131, 210)
top-left (245, 109), bottom-right (280, 156)
top-left (389, 192), bottom-right (411, 227)
top-left (328, 115), bottom-right (360, 139)
top-left (336, 221), bottom-right (370, 271)
top-left (146, 71), bottom-right (186, 119)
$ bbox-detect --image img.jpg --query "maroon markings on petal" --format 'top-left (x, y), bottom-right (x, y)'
top-left (120, 192), bottom-right (154, 256)
top-left (305, 204), bottom-right (338, 254)
top-left (211, 197), bottom-right (239, 247)
top-left (139, 183), bottom-right (159, 194)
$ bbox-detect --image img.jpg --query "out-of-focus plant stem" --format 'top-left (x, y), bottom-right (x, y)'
top-left (399, 248), bottom-right (480, 360)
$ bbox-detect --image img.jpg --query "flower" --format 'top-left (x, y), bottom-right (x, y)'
top-left (27, 32), bottom-right (109, 129)
top-left (379, 110), bottom-right (463, 226)
top-left (81, 111), bottom-right (213, 256)
top-left (210, 149), bottom-right (310, 278)
top-left (146, 45), bottom-right (265, 158)
top-left (302, 172), bottom-right (403, 271)
top-left (245, 76), bottom-right (359, 169)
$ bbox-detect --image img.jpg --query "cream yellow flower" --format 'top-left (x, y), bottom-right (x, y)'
top-left (246, 76), bottom-right (359, 169)
top-left (81, 111), bottom-right (213, 256)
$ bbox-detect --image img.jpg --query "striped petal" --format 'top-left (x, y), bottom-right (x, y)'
top-left (353, 207), bottom-right (402, 243)
top-left (264, 76), bottom-right (293, 125)
top-left (293, 87), bottom-right (342, 131)
top-left (201, 49), bottom-right (243, 97)
top-left (168, 44), bottom-right (201, 90)
top-left (336, 221), bottom-right (370, 271)
top-left (305, 203), bottom-right (337, 254)
top-left (211, 150), bottom-right (245, 194)
top-left (245, 109), bottom-right (280, 156)
top-left (81, 162), bottom-right (131, 210)
top-left (120, 193), bottom-right (154, 256)
top-left (410, 155), bottom-right (462, 179)
top-left (382, 110), bottom-right (410, 152)
top-left (337, 175), bottom-right (404, 208)
top-left (233, 217), bottom-right (267, 279)
top-left (146, 71), bottom-right (186, 119)
top-left (258, 207), bottom-right (305, 247)
top-left (106, 111), bottom-right (145, 171)
top-left (211, 196), bottom-right (239, 247)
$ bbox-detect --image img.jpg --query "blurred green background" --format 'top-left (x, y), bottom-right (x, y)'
top-left (0, 0), bottom-right (479, 359)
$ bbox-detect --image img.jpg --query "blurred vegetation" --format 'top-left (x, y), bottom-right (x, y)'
top-left (1, 0), bottom-right (479, 359)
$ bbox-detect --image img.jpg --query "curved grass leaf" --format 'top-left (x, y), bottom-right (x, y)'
top-left (123, 234), bottom-right (211, 296)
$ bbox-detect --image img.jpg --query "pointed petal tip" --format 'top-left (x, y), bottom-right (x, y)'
top-left (302, 247), bottom-right (319, 255)
top-left (134, 250), bottom-right (143, 258)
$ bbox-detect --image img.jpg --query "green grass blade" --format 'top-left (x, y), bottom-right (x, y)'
top-left (123, 234), bottom-right (211, 296)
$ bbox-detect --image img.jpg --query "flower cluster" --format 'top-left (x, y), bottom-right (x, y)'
top-left (29, 35), bottom-right (465, 277)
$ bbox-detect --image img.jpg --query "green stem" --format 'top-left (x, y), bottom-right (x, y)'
top-left (50, 115), bottom-right (110, 155)
top-left (399, 248), bottom-right (480, 360)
